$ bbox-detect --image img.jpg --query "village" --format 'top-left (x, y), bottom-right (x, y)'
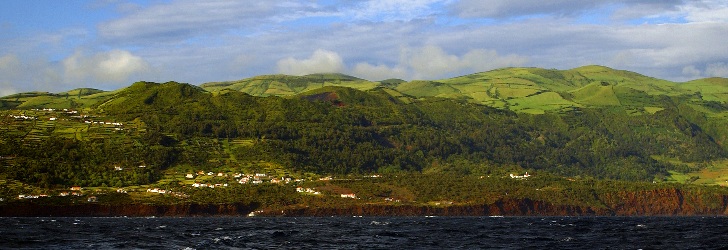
top-left (2, 108), bottom-right (534, 207)
top-left (10, 170), bottom-right (535, 205)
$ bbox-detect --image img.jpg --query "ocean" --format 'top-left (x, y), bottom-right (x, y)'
top-left (1, 216), bottom-right (726, 249)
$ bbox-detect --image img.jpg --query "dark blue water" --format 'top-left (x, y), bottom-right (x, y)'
top-left (1, 216), bottom-right (726, 249)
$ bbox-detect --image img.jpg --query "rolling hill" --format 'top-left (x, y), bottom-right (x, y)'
top-left (200, 73), bottom-right (380, 96)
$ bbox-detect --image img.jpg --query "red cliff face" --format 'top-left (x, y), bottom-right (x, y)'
top-left (2, 188), bottom-right (728, 217)
top-left (599, 188), bottom-right (728, 216)
top-left (0, 203), bottom-right (258, 217)
top-left (275, 199), bottom-right (607, 217)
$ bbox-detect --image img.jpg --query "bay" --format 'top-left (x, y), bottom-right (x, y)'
top-left (1, 216), bottom-right (726, 249)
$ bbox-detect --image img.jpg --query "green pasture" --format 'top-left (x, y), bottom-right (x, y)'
top-left (507, 92), bottom-right (578, 114)
top-left (570, 83), bottom-right (621, 106)
top-left (662, 159), bottom-right (728, 186)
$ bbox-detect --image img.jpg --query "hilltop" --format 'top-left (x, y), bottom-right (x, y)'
top-left (4, 65), bottom-right (727, 115)
top-left (200, 73), bottom-right (379, 96)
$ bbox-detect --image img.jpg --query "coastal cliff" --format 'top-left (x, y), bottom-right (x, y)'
top-left (0, 203), bottom-right (258, 217)
top-left (2, 188), bottom-right (728, 217)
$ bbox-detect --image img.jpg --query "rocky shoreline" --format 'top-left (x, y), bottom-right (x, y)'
top-left (3, 188), bottom-right (728, 217)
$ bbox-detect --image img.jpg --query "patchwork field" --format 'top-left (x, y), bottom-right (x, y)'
top-left (664, 160), bottom-right (728, 186)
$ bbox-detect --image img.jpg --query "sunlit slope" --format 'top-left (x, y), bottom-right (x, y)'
top-left (569, 82), bottom-right (621, 106)
top-left (195, 65), bottom-right (727, 115)
top-left (201, 73), bottom-right (380, 96)
top-left (680, 78), bottom-right (728, 103)
top-left (424, 65), bottom-right (701, 113)
top-left (394, 80), bottom-right (462, 99)
top-left (0, 88), bottom-right (111, 110)
top-left (95, 81), bottom-right (210, 114)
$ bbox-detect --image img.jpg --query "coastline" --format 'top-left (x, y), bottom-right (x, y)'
top-left (3, 193), bottom-right (728, 217)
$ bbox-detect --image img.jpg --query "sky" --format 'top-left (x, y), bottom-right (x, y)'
top-left (1, 0), bottom-right (728, 95)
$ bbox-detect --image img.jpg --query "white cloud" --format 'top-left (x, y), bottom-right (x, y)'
top-left (0, 82), bottom-right (18, 97)
top-left (0, 54), bottom-right (22, 80)
top-left (0, 54), bottom-right (65, 93)
top-left (63, 50), bottom-right (150, 84)
top-left (353, 63), bottom-right (408, 80)
top-left (407, 45), bottom-right (528, 79)
top-left (679, 62), bottom-right (728, 79)
top-left (350, 46), bottom-right (528, 80)
top-left (0, 55), bottom-right (19, 95)
top-left (344, 0), bottom-right (450, 22)
top-left (682, 65), bottom-right (702, 78)
top-left (705, 62), bottom-right (728, 77)
top-left (681, 0), bottom-right (728, 23)
top-left (277, 49), bottom-right (345, 75)
top-left (450, 0), bottom-right (684, 20)
top-left (97, 0), bottom-right (334, 44)
top-left (0, 55), bottom-right (20, 95)
top-left (98, 1), bottom-right (278, 42)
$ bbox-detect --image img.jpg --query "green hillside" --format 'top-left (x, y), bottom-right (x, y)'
top-left (680, 78), bottom-right (728, 102)
top-left (1, 66), bottom-right (728, 190)
top-left (427, 65), bottom-right (700, 114)
top-left (2, 66), bottom-right (728, 213)
top-left (0, 88), bottom-right (112, 110)
top-left (200, 73), bottom-right (379, 96)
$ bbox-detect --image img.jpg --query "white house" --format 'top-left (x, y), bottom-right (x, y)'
top-left (341, 193), bottom-right (357, 199)
top-left (509, 172), bottom-right (531, 179)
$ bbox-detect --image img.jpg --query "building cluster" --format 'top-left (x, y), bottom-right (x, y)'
top-left (185, 171), bottom-right (299, 188)
top-left (8, 114), bottom-right (36, 120)
top-left (32, 108), bottom-right (77, 114)
top-left (190, 183), bottom-right (228, 188)
top-left (17, 186), bottom-right (86, 200)
top-left (296, 187), bottom-right (321, 195)
top-left (510, 172), bottom-right (531, 179)
top-left (340, 193), bottom-right (357, 199)
top-left (84, 120), bottom-right (123, 126)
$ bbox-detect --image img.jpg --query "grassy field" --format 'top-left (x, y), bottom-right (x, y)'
top-left (202, 74), bottom-right (379, 97)
top-left (662, 159), bottom-right (728, 186)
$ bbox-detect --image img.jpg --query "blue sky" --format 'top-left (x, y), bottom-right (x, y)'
top-left (1, 0), bottom-right (727, 95)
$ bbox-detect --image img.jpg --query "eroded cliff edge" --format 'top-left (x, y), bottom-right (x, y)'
top-left (2, 188), bottom-right (727, 217)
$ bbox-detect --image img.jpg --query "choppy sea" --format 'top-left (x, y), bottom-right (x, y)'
top-left (1, 216), bottom-right (726, 249)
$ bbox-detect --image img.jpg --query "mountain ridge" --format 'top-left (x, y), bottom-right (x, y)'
top-left (3, 65), bottom-right (727, 108)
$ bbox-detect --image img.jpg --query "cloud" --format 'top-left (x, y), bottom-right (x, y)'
top-left (277, 49), bottom-right (345, 75)
top-left (63, 50), bottom-right (150, 84)
top-left (406, 46), bottom-right (528, 79)
top-left (0, 54), bottom-right (65, 93)
top-left (679, 62), bottom-right (728, 79)
top-left (0, 54), bottom-right (22, 79)
top-left (0, 55), bottom-right (21, 96)
top-left (0, 54), bottom-right (22, 96)
top-left (682, 65), bottom-right (702, 78)
top-left (353, 63), bottom-right (408, 80)
top-left (705, 62), bottom-right (728, 77)
top-left (450, 0), bottom-right (684, 19)
top-left (682, 0), bottom-right (728, 23)
top-left (352, 46), bottom-right (528, 80)
top-left (98, 1), bottom-right (279, 42)
top-left (97, 0), bottom-right (334, 44)
top-left (272, 45), bottom-right (527, 80)
top-left (344, 0), bottom-right (449, 22)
